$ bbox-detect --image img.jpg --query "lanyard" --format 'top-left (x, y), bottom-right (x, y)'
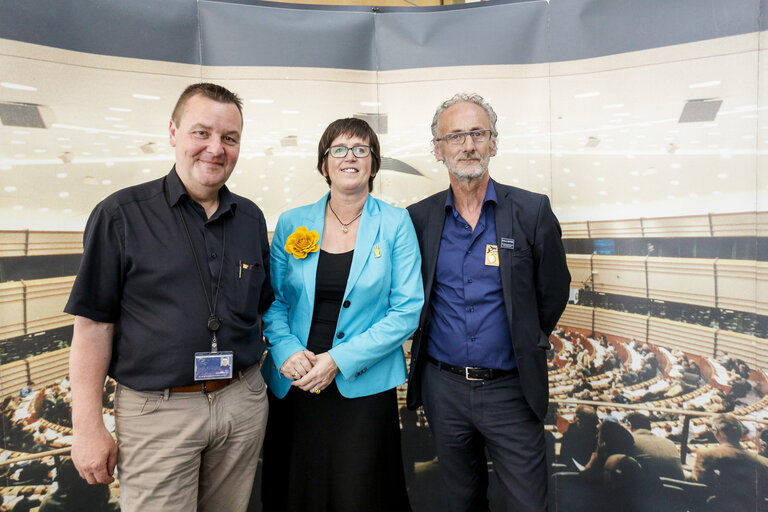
top-left (176, 202), bottom-right (226, 353)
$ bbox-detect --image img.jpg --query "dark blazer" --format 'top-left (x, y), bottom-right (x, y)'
top-left (406, 179), bottom-right (570, 421)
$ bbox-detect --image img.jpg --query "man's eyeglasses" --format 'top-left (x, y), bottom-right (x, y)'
top-left (436, 129), bottom-right (492, 145)
top-left (325, 145), bottom-right (373, 158)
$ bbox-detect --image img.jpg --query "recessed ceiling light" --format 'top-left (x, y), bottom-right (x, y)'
top-left (283, 187), bottom-right (290, 193)
top-left (57, 172), bottom-right (67, 178)
top-left (713, 190), bottom-right (721, 195)
top-left (570, 195), bottom-right (577, 199)
top-left (105, 162), bottom-right (114, 167)
top-left (105, 117), bottom-right (123, 121)
top-left (536, 173), bottom-right (543, 178)
top-left (133, 93), bottom-right (160, 100)
top-left (596, 177), bottom-right (605, 182)
top-left (13, 153), bottom-right (26, 158)
top-left (63, 208), bottom-right (72, 213)
top-left (563, 168), bottom-right (571, 173)
top-left (250, 99), bottom-right (274, 104)
top-left (671, 163), bottom-right (681, 168)
top-left (110, 107), bottom-right (132, 112)
top-left (632, 186), bottom-right (640, 191)
top-left (529, 160), bottom-right (536, 164)
top-left (360, 101), bottom-right (381, 107)
top-left (575, 92), bottom-right (600, 99)
top-left (599, 191), bottom-right (607, 195)
top-left (10, 140), bottom-right (25, 145)
top-left (59, 192), bottom-right (69, 198)
top-left (142, 168), bottom-right (151, 174)
top-left (568, 182), bottom-right (575, 187)
top-left (34, 149), bottom-right (46, 153)
top-left (689, 193), bottom-right (697, 198)
top-left (263, 186), bottom-right (269, 191)
top-left (286, 198), bottom-right (292, 203)
top-left (12, 130), bottom-right (30, 135)
top-left (1, 82), bottom-right (37, 91)
top-left (102, 179), bottom-right (112, 185)
top-left (689, 80), bottom-right (720, 88)
top-left (4, 186), bottom-right (17, 192)
top-left (12, 205), bottom-right (22, 211)
top-left (717, 173), bottom-right (728, 179)
top-left (113, 124), bottom-right (128, 129)
top-left (512, 179), bottom-right (519, 184)
top-left (602, 103), bottom-right (624, 109)
top-left (280, 110), bottom-right (300, 115)
top-left (670, 180), bottom-right (679, 185)
top-left (39, 207), bottom-right (49, 212)
top-left (593, 162), bottom-right (601, 166)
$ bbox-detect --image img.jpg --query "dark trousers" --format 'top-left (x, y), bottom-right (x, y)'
top-left (421, 361), bottom-right (547, 512)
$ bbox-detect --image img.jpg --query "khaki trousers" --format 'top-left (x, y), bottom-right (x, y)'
top-left (114, 365), bottom-right (268, 512)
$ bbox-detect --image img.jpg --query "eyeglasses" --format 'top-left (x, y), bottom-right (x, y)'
top-left (436, 129), bottom-right (492, 145)
top-left (325, 145), bottom-right (372, 158)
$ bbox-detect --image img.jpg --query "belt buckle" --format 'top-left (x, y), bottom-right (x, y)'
top-left (465, 367), bottom-right (484, 381)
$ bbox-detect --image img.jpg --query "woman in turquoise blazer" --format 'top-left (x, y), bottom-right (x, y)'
top-left (261, 118), bottom-right (423, 512)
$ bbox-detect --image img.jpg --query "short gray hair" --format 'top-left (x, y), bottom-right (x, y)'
top-left (431, 93), bottom-right (499, 141)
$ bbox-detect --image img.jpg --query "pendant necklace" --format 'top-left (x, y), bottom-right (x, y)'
top-left (328, 200), bottom-right (362, 234)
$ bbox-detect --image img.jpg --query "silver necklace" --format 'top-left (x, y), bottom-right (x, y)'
top-left (328, 200), bottom-right (362, 233)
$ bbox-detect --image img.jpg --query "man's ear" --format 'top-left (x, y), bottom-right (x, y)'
top-left (490, 137), bottom-right (497, 157)
top-left (433, 140), bottom-right (443, 162)
top-left (169, 119), bottom-right (178, 148)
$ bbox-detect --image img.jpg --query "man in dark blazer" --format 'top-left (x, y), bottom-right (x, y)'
top-left (407, 93), bottom-right (570, 512)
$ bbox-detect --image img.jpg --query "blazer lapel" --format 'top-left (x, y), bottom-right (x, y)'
top-left (303, 193), bottom-right (329, 305)
top-left (492, 180), bottom-right (516, 327)
top-left (343, 195), bottom-right (380, 298)
top-left (420, 192), bottom-right (447, 323)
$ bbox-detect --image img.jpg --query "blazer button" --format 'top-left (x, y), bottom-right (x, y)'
top-left (343, 300), bottom-right (351, 308)
top-left (337, 332), bottom-right (345, 339)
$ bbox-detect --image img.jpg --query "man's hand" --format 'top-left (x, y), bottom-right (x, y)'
top-left (71, 425), bottom-right (117, 484)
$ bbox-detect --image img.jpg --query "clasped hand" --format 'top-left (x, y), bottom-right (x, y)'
top-left (280, 350), bottom-right (339, 393)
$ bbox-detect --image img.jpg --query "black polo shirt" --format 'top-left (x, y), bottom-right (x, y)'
top-left (65, 167), bottom-right (274, 390)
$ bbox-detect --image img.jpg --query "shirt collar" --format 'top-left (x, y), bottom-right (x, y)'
top-left (165, 166), bottom-right (238, 216)
top-left (444, 179), bottom-right (497, 217)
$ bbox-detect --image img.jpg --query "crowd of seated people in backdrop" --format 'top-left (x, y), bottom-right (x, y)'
top-left (0, 328), bottom-right (767, 511)
top-left (547, 329), bottom-right (768, 512)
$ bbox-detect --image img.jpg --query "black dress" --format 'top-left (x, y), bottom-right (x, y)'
top-left (262, 250), bottom-right (412, 512)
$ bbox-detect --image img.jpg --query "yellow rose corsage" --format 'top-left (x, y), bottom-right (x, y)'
top-left (284, 226), bottom-right (320, 259)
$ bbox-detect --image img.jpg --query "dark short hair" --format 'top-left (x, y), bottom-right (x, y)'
top-left (317, 118), bottom-right (381, 193)
top-left (171, 83), bottom-right (243, 126)
top-left (625, 412), bottom-right (651, 431)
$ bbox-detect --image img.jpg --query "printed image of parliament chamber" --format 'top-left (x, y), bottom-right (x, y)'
top-left (0, 0), bottom-right (766, 510)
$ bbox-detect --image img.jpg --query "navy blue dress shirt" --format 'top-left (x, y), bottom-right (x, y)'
top-left (426, 183), bottom-right (516, 370)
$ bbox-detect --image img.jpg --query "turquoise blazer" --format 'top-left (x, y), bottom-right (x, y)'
top-left (262, 193), bottom-right (424, 399)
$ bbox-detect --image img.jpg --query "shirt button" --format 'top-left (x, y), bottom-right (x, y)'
top-left (467, 278), bottom-right (473, 283)
top-left (343, 300), bottom-right (351, 308)
top-left (211, 253), bottom-right (217, 259)
top-left (337, 332), bottom-right (345, 339)
top-left (469, 307), bottom-right (475, 312)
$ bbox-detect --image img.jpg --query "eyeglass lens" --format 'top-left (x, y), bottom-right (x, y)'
top-left (329, 145), bottom-right (370, 158)
top-left (443, 130), bottom-right (490, 145)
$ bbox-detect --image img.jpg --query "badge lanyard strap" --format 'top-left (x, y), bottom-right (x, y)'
top-left (176, 205), bottom-right (226, 353)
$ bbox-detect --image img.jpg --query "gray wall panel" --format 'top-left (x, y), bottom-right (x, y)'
top-left (550, 0), bottom-right (761, 62)
top-left (199, 1), bottom-right (375, 69)
top-left (0, 0), bottom-right (201, 64)
top-left (374, 1), bottom-right (548, 70)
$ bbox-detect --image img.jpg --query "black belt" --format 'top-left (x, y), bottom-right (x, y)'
top-left (426, 355), bottom-right (518, 381)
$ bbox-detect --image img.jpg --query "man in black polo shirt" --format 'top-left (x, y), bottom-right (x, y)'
top-left (65, 83), bottom-right (273, 512)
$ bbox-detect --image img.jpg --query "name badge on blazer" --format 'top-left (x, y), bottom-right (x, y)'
top-left (500, 237), bottom-right (515, 250)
